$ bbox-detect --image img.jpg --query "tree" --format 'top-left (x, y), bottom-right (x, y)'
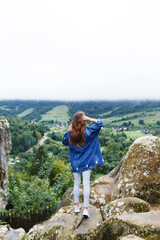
top-left (32, 130), bottom-right (38, 140)
top-left (153, 130), bottom-right (160, 136)
top-left (139, 119), bottom-right (144, 125)
top-left (30, 145), bottom-right (49, 176)
top-left (49, 158), bottom-right (65, 185)
top-left (7, 168), bottom-right (59, 214)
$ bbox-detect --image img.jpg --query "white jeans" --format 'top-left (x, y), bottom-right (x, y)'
top-left (73, 169), bottom-right (91, 208)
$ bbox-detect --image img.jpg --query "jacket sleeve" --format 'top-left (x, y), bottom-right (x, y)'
top-left (62, 130), bottom-right (70, 146)
top-left (87, 119), bottom-right (104, 140)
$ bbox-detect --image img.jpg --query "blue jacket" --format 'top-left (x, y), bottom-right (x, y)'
top-left (62, 119), bottom-right (105, 172)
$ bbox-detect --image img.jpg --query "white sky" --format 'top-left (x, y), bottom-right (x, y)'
top-left (0, 0), bottom-right (160, 101)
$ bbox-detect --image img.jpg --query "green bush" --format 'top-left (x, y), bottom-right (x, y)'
top-left (7, 168), bottom-right (60, 214)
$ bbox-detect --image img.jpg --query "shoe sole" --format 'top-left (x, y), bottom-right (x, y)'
top-left (75, 208), bottom-right (80, 213)
top-left (75, 210), bottom-right (80, 213)
top-left (83, 214), bottom-right (89, 218)
top-left (82, 211), bottom-right (89, 218)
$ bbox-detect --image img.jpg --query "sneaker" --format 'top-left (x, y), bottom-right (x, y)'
top-left (75, 205), bottom-right (80, 213)
top-left (82, 208), bottom-right (89, 218)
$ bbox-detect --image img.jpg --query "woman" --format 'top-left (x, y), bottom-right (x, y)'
top-left (62, 111), bottom-right (104, 218)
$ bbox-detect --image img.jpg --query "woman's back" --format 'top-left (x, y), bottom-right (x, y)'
top-left (62, 119), bottom-right (104, 172)
top-left (62, 112), bottom-right (105, 217)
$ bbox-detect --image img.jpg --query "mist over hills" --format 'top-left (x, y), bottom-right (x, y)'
top-left (0, 99), bottom-right (160, 126)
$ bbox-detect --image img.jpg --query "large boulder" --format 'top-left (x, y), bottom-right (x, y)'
top-left (0, 224), bottom-right (25, 240)
top-left (110, 136), bottom-right (160, 203)
top-left (26, 204), bottom-right (103, 240)
top-left (102, 210), bottom-right (160, 240)
top-left (101, 197), bottom-right (150, 220)
top-left (0, 119), bottom-right (12, 208)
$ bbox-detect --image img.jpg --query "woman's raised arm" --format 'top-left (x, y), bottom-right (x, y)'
top-left (83, 115), bottom-right (98, 123)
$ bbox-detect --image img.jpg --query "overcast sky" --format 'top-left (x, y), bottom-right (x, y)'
top-left (0, 0), bottom-right (160, 101)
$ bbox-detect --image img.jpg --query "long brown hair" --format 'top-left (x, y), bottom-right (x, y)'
top-left (69, 111), bottom-right (86, 147)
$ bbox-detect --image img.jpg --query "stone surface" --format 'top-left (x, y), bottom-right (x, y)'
top-left (110, 136), bottom-right (160, 203)
top-left (0, 119), bottom-right (12, 208)
top-left (26, 204), bottom-right (103, 240)
top-left (101, 197), bottom-right (150, 220)
top-left (58, 175), bottom-right (114, 211)
top-left (0, 224), bottom-right (25, 240)
top-left (102, 210), bottom-right (160, 240)
top-left (120, 235), bottom-right (144, 240)
top-left (118, 210), bottom-right (160, 227)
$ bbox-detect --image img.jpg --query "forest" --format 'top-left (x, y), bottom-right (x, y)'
top-left (0, 100), bottom-right (160, 229)
top-left (1, 99), bottom-right (160, 124)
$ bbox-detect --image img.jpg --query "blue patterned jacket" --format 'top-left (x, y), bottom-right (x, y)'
top-left (62, 119), bottom-right (105, 172)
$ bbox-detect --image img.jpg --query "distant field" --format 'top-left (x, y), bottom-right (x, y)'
top-left (17, 108), bottom-right (34, 118)
top-left (102, 110), bottom-right (160, 126)
top-left (0, 106), bottom-right (11, 111)
top-left (40, 105), bottom-right (69, 123)
top-left (99, 107), bottom-right (119, 117)
top-left (123, 131), bottom-right (146, 139)
top-left (99, 110), bottom-right (114, 116)
top-left (112, 130), bottom-right (146, 140)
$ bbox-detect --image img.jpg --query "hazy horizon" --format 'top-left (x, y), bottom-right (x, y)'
top-left (0, 1), bottom-right (160, 101)
top-left (1, 98), bottom-right (160, 102)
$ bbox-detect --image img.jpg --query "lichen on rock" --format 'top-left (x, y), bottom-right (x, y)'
top-left (111, 136), bottom-right (160, 204)
top-left (0, 224), bottom-right (25, 240)
top-left (101, 197), bottom-right (150, 220)
top-left (102, 210), bottom-right (160, 240)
